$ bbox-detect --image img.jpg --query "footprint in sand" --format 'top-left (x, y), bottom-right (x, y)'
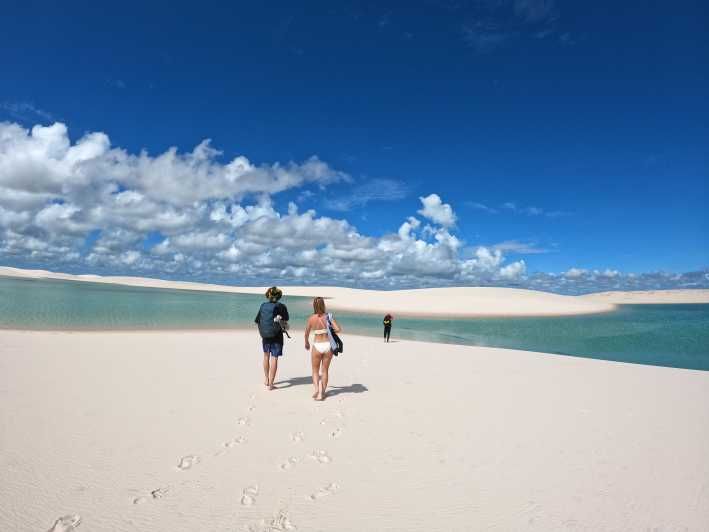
top-left (132, 487), bottom-right (168, 505)
top-left (279, 457), bottom-right (299, 471)
top-left (289, 431), bottom-right (304, 443)
top-left (309, 450), bottom-right (332, 464)
top-left (237, 417), bottom-right (251, 426)
top-left (47, 515), bottom-right (81, 532)
top-left (243, 510), bottom-right (296, 531)
top-left (308, 482), bottom-right (339, 501)
top-left (241, 485), bottom-right (259, 506)
top-left (248, 405), bottom-right (256, 412)
top-left (225, 435), bottom-right (248, 448)
top-left (216, 436), bottom-right (247, 456)
top-left (177, 455), bottom-right (200, 470)
top-left (329, 428), bottom-right (343, 439)
top-left (151, 487), bottom-right (168, 499)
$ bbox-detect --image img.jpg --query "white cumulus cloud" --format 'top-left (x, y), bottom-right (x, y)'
top-left (417, 193), bottom-right (457, 227)
top-left (2, 119), bottom-right (685, 293)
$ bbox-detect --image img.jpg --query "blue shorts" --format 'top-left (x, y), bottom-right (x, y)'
top-left (262, 340), bottom-right (283, 357)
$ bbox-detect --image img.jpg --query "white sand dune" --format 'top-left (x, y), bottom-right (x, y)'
top-left (0, 266), bottom-right (619, 317)
top-left (582, 289), bottom-right (709, 304)
top-left (5, 266), bottom-right (707, 318)
top-left (1, 329), bottom-right (708, 531)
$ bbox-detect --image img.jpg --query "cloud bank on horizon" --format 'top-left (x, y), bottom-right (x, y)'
top-left (0, 121), bottom-right (706, 294)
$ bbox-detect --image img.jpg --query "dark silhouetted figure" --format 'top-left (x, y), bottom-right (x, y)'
top-left (383, 314), bottom-right (392, 342)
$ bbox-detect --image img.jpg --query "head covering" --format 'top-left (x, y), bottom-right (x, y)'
top-left (266, 286), bottom-right (283, 302)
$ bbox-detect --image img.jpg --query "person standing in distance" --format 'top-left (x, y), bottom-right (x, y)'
top-left (383, 314), bottom-right (393, 342)
top-left (255, 287), bottom-right (289, 390)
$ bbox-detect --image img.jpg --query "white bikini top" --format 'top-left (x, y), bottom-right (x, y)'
top-left (311, 315), bottom-right (329, 335)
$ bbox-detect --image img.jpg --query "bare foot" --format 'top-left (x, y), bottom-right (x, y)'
top-left (315, 394), bottom-right (324, 401)
top-left (269, 384), bottom-right (275, 390)
top-left (312, 390), bottom-right (319, 398)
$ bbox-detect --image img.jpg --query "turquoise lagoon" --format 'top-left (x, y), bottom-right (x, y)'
top-left (1, 276), bottom-right (707, 371)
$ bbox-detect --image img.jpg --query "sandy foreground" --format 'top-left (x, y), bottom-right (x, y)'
top-left (1, 329), bottom-right (708, 532)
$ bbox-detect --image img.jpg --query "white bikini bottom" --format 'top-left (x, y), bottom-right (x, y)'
top-left (312, 341), bottom-right (332, 354)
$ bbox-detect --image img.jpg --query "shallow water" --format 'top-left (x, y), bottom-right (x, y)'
top-left (337, 305), bottom-right (709, 371)
top-left (1, 276), bottom-right (708, 370)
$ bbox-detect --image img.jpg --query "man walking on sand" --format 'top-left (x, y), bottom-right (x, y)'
top-left (255, 287), bottom-right (289, 390)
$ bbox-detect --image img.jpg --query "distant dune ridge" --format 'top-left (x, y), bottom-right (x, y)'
top-left (2, 266), bottom-right (709, 317)
top-left (581, 289), bottom-right (709, 304)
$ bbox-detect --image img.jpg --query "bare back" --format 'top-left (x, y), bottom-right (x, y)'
top-left (305, 313), bottom-right (341, 343)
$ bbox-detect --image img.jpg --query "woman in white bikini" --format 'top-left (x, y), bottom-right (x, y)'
top-left (304, 297), bottom-right (341, 401)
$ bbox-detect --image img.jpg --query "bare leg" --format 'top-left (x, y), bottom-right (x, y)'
top-left (268, 356), bottom-right (278, 390)
top-left (319, 351), bottom-right (333, 400)
top-left (263, 353), bottom-right (270, 386)
top-left (311, 349), bottom-right (322, 398)
top-left (311, 352), bottom-right (323, 398)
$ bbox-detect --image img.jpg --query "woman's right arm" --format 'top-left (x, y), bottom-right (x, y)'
top-left (331, 316), bottom-right (342, 333)
top-left (304, 316), bottom-right (311, 350)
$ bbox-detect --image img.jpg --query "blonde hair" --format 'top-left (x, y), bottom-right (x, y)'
top-left (313, 297), bottom-right (326, 315)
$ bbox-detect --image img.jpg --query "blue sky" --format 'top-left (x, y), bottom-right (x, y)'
top-left (1, 1), bottom-right (707, 292)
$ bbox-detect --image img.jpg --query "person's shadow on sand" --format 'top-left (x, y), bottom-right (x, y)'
top-left (274, 376), bottom-right (312, 388)
top-left (275, 377), bottom-right (368, 396)
top-left (326, 383), bottom-right (368, 397)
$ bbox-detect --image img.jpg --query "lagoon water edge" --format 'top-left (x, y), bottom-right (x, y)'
top-left (2, 275), bottom-right (708, 370)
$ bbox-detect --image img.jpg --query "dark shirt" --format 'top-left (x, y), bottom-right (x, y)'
top-left (255, 302), bottom-right (289, 344)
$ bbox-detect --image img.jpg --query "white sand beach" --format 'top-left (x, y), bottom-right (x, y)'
top-left (1, 329), bottom-right (708, 532)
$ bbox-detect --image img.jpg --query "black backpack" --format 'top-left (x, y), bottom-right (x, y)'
top-left (257, 302), bottom-right (279, 338)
